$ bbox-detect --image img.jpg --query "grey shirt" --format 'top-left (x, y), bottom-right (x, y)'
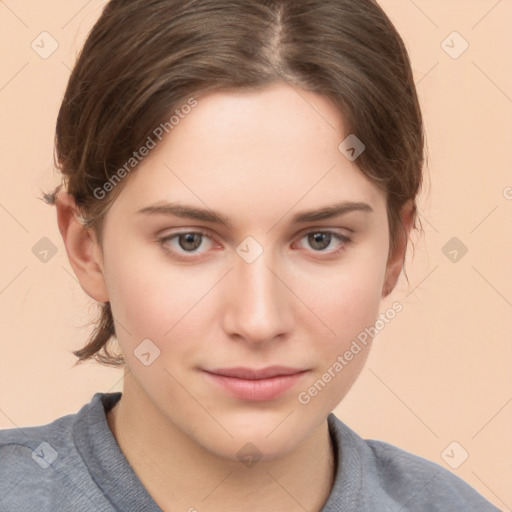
top-left (0, 392), bottom-right (501, 511)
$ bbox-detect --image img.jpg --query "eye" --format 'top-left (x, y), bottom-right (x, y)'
top-left (158, 228), bottom-right (351, 261)
top-left (158, 230), bottom-right (215, 259)
top-left (296, 230), bottom-right (351, 255)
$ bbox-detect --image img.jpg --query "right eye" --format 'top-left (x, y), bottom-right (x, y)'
top-left (158, 230), bottom-right (218, 260)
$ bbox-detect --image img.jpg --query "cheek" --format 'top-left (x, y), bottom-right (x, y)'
top-left (102, 241), bottom-right (212, 342)
top-left (306, 248), bottom-right (388, 342)
top-left (296, 238), bottom-right (389, 406)
top-left (294, 265), bottom-right (387, 410)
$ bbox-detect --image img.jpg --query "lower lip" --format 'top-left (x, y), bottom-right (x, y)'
top-left (203, 371), bottom-right (308, 402)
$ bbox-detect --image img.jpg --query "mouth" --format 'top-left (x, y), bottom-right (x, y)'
top-left (202, 366), bottom-right (310, 402)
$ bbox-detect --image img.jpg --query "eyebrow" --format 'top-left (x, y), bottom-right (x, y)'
top-left (136, 200), bottom-right (373, 229)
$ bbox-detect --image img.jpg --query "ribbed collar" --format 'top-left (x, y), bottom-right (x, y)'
top-left (73, 391), bottom-right (162, 511)
top-left (73, 392), bottom-right (364, 511)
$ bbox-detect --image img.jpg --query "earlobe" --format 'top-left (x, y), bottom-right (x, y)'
top-left (382, 200), bottom-right (415, 298)
top-left (56, 191), bottom-right (109, 303)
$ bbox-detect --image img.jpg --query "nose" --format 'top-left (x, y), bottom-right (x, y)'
top-left (222, 245), bottom-right (295, 346)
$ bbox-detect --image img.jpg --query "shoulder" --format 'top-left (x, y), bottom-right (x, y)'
top-left (0, 413), bottom-right (77, 509)
top-left (327, 414), bottom-right (501, 511)
top-left (0, 393), bottom-right (113, 511)
top-left (0, 410), bottom-right (79, 479)
top-left (365, 439), bottom-right (497, 509)
top-left (0, 413), bottom-right (73, 469)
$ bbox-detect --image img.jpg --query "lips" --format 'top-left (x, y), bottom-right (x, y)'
top-left (202, 366), bottom-right (309, 401)
top-left (205, 366), bottom-right (307, 379)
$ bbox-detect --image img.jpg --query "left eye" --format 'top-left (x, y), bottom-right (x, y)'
top-left (296, 231), bottom-right (350, 252)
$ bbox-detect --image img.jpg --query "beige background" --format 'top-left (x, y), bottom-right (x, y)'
top-left (0, 0), bottom-right (511, 509)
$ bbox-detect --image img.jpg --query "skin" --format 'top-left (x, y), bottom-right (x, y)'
top-left (56, 81), bottom-right (414, 512)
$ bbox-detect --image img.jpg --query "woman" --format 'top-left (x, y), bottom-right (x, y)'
top-left (0, 0), bottom-right (500, 510)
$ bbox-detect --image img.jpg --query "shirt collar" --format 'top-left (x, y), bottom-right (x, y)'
top-left (73, 392), bottom-right (363, 511)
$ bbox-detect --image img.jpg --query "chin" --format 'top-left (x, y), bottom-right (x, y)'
top-left (200, 430), bottom-right (303, 465)
top-left (197, 408), bottom-right (323, 461)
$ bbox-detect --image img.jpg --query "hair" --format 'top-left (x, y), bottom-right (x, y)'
top-left (43, 0), bottom-right (426, 368)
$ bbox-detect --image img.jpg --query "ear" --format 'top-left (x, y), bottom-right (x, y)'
top-left (56, 190), bottom-right (109, 303)
top-left (382, 200), bottom-right (415, 298)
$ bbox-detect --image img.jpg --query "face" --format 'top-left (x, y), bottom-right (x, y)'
top-left (94, 82), bottom-right (401, 460)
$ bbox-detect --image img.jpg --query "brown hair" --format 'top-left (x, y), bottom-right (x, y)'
top-left (43, 0), bottom-right (425, 368)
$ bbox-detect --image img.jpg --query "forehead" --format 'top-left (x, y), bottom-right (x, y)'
top-left (107, 82), bottom-right (386, 224)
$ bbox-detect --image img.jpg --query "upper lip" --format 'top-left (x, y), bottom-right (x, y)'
top-left (203, 366), bottom-right (308, 380)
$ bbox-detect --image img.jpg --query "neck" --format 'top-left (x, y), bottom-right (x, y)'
top-left (106, 377), bottom-right (336, 512)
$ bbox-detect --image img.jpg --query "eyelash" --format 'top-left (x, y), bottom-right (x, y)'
top-left (157, 229), bottom-right (351, 261)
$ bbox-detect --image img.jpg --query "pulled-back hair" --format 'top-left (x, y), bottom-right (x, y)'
top-left (44, 0), bottom-right (425, 367)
